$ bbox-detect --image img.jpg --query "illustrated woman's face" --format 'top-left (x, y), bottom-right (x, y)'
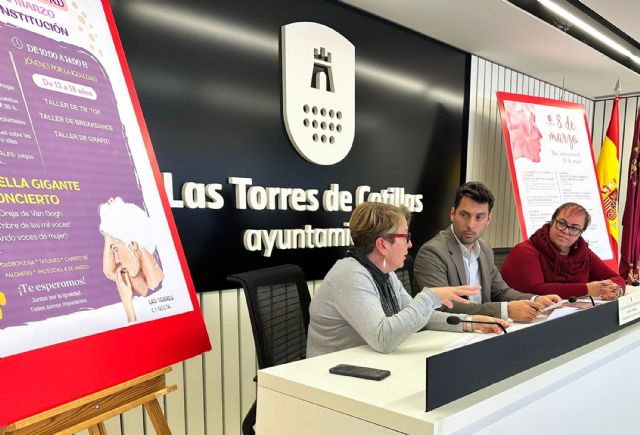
top-left (110, 238), bottom-right (140, 275)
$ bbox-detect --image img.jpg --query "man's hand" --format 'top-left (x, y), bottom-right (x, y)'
top-left (432, 285), bottom-right (480, 308)
top-left (469, 315), bottom-right (510, 334)
top-left (507, 300), bottom-right (543, 322)
top-left (534, 294), bottom-right (562, 307)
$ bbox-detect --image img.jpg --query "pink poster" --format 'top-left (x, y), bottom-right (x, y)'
top-left (497, 92), bottom-right (615, 269)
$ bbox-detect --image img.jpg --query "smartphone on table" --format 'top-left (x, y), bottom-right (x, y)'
top-left (329, 364), bottom-right (391, 381)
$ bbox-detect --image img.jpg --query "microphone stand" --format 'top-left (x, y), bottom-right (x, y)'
top-left (568, 295), bottom-right (595, 306)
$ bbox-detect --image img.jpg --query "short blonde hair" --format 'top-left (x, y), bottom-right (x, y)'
top-left (398, 204), bottom-right (411, 226)
top-left (349, 202), bottom-right (404, 253)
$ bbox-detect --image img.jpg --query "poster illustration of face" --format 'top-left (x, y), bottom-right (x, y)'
top-left (504, 101), bottom-right (543, 163)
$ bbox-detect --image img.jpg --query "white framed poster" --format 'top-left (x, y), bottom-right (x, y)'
top-left (497, 92), bottom-right (615, 269)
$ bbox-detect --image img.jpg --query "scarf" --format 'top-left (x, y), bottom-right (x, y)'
top-left (528, 223), bottom-right (590, 282)
top-left (347, 250), bottom-right (400, 317)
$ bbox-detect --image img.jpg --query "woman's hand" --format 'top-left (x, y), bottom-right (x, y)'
top-left (468, 315), bottom-right (510, 334)
top-left (600, 280), bottom-right (623, 300)
top-left (131, 242), bottom-right (165, 293)
top-left (432, 285), bottom-right (480, 308)
top-left (115, 265), bottom-right (136, 322)
top-left (587, 280), bottom-right (623, 300)
top-left (115, 266), bottom-right (133, 300)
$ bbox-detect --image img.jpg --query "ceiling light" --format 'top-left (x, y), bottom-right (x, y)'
top-left (537, 0), bottom-right (639, 64)
top-left (508, 0), bottom-right (640, 83)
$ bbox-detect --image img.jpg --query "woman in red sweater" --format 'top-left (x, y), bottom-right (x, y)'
top-left (501, 202), bottom-right (625, 300)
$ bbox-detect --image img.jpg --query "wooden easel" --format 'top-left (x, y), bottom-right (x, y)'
top-left (0, 367), bottom-right (176, 435)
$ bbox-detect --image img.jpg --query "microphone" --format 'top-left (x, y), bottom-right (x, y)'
top-left (568, 295), bottom-right (595, 306)
top-left (446, 315), bottom-right (507, 334)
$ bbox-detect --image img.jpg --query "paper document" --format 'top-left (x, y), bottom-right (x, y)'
top-left (542, 300), bottom-right (568, 312)
top-left (547, 307), bottom-right (579, 321)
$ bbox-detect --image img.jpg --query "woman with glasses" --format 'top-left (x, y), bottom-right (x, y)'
top-left (501, 202), bottom-right (625, 301)
top-left (306, 201), bottom-right (509, 358)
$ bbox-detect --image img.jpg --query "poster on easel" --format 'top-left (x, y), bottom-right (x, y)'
top-left (496, 92), bottom-right (615, 270)
top-left (0, 0), bottom-right (210, 426)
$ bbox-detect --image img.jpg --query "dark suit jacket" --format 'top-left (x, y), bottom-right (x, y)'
top-left (413, 228), bottom-right (534, 318)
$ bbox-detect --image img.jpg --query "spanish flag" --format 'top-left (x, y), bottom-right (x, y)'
top-left (596, 97), bottom-right (620, 262)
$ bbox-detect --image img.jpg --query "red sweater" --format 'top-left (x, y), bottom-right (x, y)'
top-left (501, 225), bottom-right (625, 298)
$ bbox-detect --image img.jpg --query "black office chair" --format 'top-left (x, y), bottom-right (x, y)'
top-left (493, 247), bottom-right (512, 272)
top-left (396, 254), bottom-right (421, 297)
top-left (228, 264), bottom-right (311, 435)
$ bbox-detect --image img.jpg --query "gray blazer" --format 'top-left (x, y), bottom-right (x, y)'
top-left (413, 228), bottom-right (534, 318)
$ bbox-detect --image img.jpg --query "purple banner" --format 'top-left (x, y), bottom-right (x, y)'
top-left (0, 22), bottom-right (147, 327)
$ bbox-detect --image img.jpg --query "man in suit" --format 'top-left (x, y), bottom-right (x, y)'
top-left (414, 182), bottom-right (561, 322)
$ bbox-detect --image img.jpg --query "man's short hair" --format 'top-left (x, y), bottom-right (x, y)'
top-left (453, 182), bottom-right (494, 212)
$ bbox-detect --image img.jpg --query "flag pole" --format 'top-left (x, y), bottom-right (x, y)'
top-left (596, 84), bottom-right (621, 265)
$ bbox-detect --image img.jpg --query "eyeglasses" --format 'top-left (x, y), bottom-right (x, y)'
top-left (384, 233), bottom-right (411, 243)
top-left (553, 219), bottom-right (583, 236)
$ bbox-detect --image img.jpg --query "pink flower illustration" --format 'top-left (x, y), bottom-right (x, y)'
top-left (505, 101), bottom-right (543, 162)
